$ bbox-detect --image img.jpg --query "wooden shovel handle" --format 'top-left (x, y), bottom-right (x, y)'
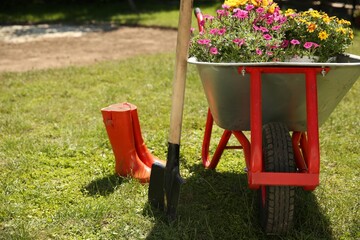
top-left (169, 0), bottom-right (193, 144)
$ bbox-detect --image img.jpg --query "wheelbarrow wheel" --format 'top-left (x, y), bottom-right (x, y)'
top-left (258, 122), bottom-right (296, 235)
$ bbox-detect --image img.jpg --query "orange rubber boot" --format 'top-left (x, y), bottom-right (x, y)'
top-left (101, 103), bottom-right (151, 183)
top-left (129, 104), bottom-right (166, 168)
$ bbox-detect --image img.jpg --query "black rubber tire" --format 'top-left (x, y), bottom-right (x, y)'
top-left (258, 122), bottom-right (296, 235)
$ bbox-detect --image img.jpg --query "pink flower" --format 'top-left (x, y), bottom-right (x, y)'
top-left (209, 28), bottom-right (218, 35)
top-left (263, 34), bottom-right (272, 40)
top-left (197, 39), bottom-right (211, 45)
top-left (266, 16), bottom-right (274, 25)
top-left (234, 9), bottom-right (248, 19)
top-left (218, 28), bottom-right (226, 35)
top-left (290, 39), bottom-right (300, 45)
top-left (271, 25), bottom-right (281, 31)
top-left (303, 42), bottom-right (313, 49)
top-left (256, 48), bottom-right (263, 55)
top-left (203, 14), bottom-right (215, 21)
top-left (281, 40), bottom-right (289, 48)
top-left (217, 9), bottom-right (228, 17)
top-left (210, 47), bottom-right (218, 55)
top-left (253, 24), bottom-right (260, 31)
top-left (259, 26), bottom-right (269, 33)
top-left (304, 42), bottom-right (320, 49)
top-left (278, 16), bottom-right (287, 24)
top-left (267, 51), bottom-right (273, 56)
top-left (233, 38), bottom-right (245, 46)
top-left (190, 27), bottom-right (195, 33)
top-left (256, 7), bottom-right (264, 14)
top-left (245, 4), bottom-right (255, 11)
top-left (222, 4), bottom-right (230, 10)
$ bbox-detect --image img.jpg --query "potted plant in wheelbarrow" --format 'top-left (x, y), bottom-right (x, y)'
top-left (188, 0), bottom-right (360, 235)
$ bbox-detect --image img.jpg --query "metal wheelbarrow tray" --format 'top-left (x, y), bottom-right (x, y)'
top-left (188, 54), bottom-right (360, 234)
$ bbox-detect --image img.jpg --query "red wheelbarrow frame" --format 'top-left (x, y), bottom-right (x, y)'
top-left (202, 66), bottom-right (330, 191)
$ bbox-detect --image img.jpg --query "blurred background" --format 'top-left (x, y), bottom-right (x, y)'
top-left (0, 0), bottom-right (359, 27)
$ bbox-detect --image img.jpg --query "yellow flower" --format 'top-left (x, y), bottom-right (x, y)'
top-left (307, 23), bottom-right (317, 33)
top-left (285, 8), bottom-right (295, 16)
top-left (250, 0), bottom-right (261, 7)
top-left (336, 27), bottom-right (347, 35)
top-left (223, 0), bottom-right (248, 8)
top-left (261, 0), bottom-right (270, 7)
top-left (338, 19), bottom-right (351, 25)
top-left (323, 16), bottom-right (331, 24)
top-left (318, 31), bottom-right (329, 40)
top-left (268, 3), bottom-right (277, 14)
top-left (310, 10), bottom-right (321, 18)
top-left (349, 30), bottom-right (354, 40)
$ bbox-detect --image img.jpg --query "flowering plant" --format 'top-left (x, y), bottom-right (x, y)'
top-left (284, 9), bottom-right (354, 62)
top-left (189, 0), bottom-right (354, 63)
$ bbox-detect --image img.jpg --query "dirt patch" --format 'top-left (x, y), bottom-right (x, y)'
top-left (0, 24), bottom-right (177, 72)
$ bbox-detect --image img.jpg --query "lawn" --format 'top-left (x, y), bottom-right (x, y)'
top-left (0, 2), bottom-right (359, 239)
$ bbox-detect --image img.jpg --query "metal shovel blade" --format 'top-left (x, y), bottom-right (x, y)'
top-left (148, 143), bottom-right (184, 220)
top-left (148, 162), bottom-right (165, 210)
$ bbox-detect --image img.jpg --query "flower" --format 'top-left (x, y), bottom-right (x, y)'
top-left (318, 31), bottom-right (329, 40)
top-left (189, 1), bottom-right (353, 63)
top-left (189, 1), bottom-right (288, 62)
top-left (285, 9), bottom-right (353, 62)
top-left (210, 47), bottom-right (219, 55)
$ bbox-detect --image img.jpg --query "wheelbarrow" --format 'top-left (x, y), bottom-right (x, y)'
top-left (188, 54), bottom-right (360, 234)
top-left (148, 0), bottom-right (360, 234)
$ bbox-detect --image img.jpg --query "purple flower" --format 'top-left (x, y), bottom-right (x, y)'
top-left (290, 39), bottom-right (300, 45)
top-left (256, 48), bottom-right (263, 55)
top-left (210, 47), bottom-right (218, 55)
top-left (197, 39), bottom-right (211, 45)
top-left (263, 34), bottom-right (272, 40)
top-left (245, 4), bottom-right (255, 11)
top-left (233, 38), bottom-right (245, 46)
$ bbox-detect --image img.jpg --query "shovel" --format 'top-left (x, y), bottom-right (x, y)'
top-left (148, 0), bottom-right (193, 220)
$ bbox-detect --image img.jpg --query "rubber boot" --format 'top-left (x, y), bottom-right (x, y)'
top-left (101, 103), bottom-right (151, 183)
top-left (129, 104), bottom-right (166, 168)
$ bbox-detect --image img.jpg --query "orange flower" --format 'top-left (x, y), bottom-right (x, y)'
top-left (307, 23), bottom-right (317, 33)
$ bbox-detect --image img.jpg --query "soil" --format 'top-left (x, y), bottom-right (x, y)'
top-left (0, 24), bottom-right (177, 72)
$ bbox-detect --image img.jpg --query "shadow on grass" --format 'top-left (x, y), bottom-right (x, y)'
top-left (143, 162), bottom-right (333, 239)
top-left (82, 174), bottom-right (123, 197)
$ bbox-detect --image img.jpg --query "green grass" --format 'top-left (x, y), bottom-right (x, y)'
top-left (1, 42), bottom-right (359, 239)
top-left (0, 3), bottom-right (359, 239)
